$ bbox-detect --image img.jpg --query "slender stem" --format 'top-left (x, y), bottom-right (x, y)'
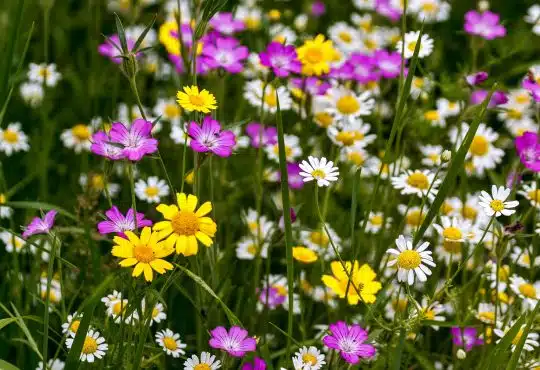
top-left (42, 233), bottom-right (57, 366)
top-left (128, 163), bottom-right (138, 229)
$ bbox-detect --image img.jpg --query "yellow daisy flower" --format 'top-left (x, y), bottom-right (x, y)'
top-left (111, 227), bottom-right (174, 282)
top-left (292, 246), bottom-right (318, 264)
top-left (176, 86), bottom-right (217, 113)
top-left (322, 261), bottom-right (382, 305)
top-left (154, 193), bottom-right (217, 256)
top-left (296, 34), bottom-right (336, 76)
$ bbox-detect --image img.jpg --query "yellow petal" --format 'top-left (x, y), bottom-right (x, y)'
top-left (154, 244), bottom-right (174, 258)
top-left (143, 264), bottom-right (153, 282)
top-left (195, 231), bottom-right (213, 247)
top-left (119, 257), bottom-right (138, 267)
top-left (199, 221), bottom-right (217, 236)
top-left (347, 294), bottom-right (360, 305)
top-left (185, 194), bottom-right (198, 212)
top-left (322, 275), bottom-right (344, 297)
top-left (177, 193), bottom-right (187, 209)
top-left (358, 263), bottom-right (376, 283)
top-left (360, 292), bottom-right (376, 304)
top-left (156, 204), bottom-right (179, 220)
top-left (150, 259), bottom-right (173, 274)
top-left (184, 235), bottom-right (198, 256)
top-left (164, 233), bottom-right (178, 249)
top-left (195, 201), bottom-right (212, 217)
top-left (112, 245), bottom-right (134, 258)
top-left (113, 236), bottom-right (132, 248)
top-left (362, 281), bottom-right (382, 295)
top-left (125, 230), bottom-right (140, 246)
top-left (140, 227), bottom-right (152, 245)
top-left (330, 261), bottom-right (349, 281)
top-left (132, 262), bottom-right (144, 277)
top-left (153, 221), bottom-right (172, 231)
top-left (175, 235), bottom-right (188, 254)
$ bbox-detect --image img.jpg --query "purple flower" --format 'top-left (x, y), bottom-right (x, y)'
top-left (346, 53), bottom-right (379, 83)
top-left (322, 321), bottom-right (376, 364)
top-left (466, 71), bottom-right (488, 86)
top-left (242, 357), bottom-right (266, 370)
top-left (259, 42), bottom-right (301, 78)
top-left (188, 116), bottom-right (236, 157)
top-left (375, 0), bottom-right (402, 22)
top-left (245, 122), bottom-right (277, 148)
top-left (329, 63), bottom-right (355, 81)
top-left (201, 36), bottom-right (248, 74)
top-left (209, 326), bottom-right (257, 357)
top-left (311, 0), bottom-right (326, 17)
top-left (290, 77), bottom-right (331, 96)
top-left (108, 119), bottom-right (158, 161)
top-left (97, 206), bottom-right (152, 237)
top-left (210, 12), bottom-right (245, 35)
top-left (515, 132), bottom-right (540, 172)
top-left (98, 35), bottom-right (137, 64)
top-left (22, 210), bottom-right (57, 239)
top-left (258, 286), bottom-right (286, 309)
top-left (451, 327), bottom-right (483, 352)
top-left (90, 131), bottom-right (125, 160)
top-left (373, 50), bottom-right (403, 79)
top-left (523, 73), bottom-right (540, 103)
top-left (464, 11), bottom-right (506, 40)
top-left (282, 163), bottom-right (305, 189)
top-left (470, 89), bottom-right (508, 107)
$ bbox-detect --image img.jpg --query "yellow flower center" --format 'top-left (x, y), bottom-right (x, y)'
top-left (305, 48), bottom-right (323, 64)
top-left (406, 172), bottom-right (429, 190)
top-left (0, 194), bottom-right (5, 204)
top-left (247, 244), bottom-right (257, 255)
top-left (39, 68), bottom-right (49, 78)
top-left (406, 210), bottom-right (424, 226)
top-left (397, 250), bottom-right (421, 269)
top-left (302, 353), bottom-right (318, 365)
top-left (82, 336), bottom-right (98, 354)
top-left (309, 231), bottom-right (329, 246)
top-left (264, 92), bottom-right (277, 107)
top-left (448, 102), bottom-right (457, 109)
top-left (364, 38), bottom-right (376, 50)
top-left (443, 240), bottom-right (462, 254)
top-left (413, 78), bottom-right (424, 88)
top-left (145, 186), bottom-right (159, 197)
top-left (407, 41), bottom-right (417, 52)
top-left (3, 129), bottom-right (19, 143)
top-left (462, 206), bottom-right (477, 220)
top-left (478, 311), bottom-right (495, 323)
top-left (519, 283), bottom-right (536, 298)
top-left (422, 2), bottom-right (437, 12)
top-left (338, 32), bottom-right (352, 43)
top-left (522, 254), bottom-right (531, 265)
top-left (515, 94), bottom-right (530, 105)
top-left (527, 190), bottom-right (540, 202)
top-left (336, 95), bottom-right (360, 115)
top-left (273, 35), bottom-right (286, 44)
top-left (69, 320), bottom-right (80, 333)
top-left (489, 200), bottom-right (504, 212)
top-left (90, 174), bottom-right (105, 190)
top-left (133, 245), bottom-right (155, 263)
top-left (428, 153), bottom-right (440, 163)
top-left (152, 307), bottom-right (159, 318)
top-left (244, 17), bottom-right (260, 30)
top-left (470, 135), bottom-right (489, 156)
top-left (189, 94), bottom-right (205, 107)
top-left (499, 266), bottom-right (510, 281)
top-left (273, 284), bottom-right (287, 297)
top-left (164, 104), bottom-right (180, 118)
top-left (348, 152), bottom-right (365, 166)
top-left (163, 337), bottom-right (178, 350)
top-left (72, 124), bottom-right (91, 141)
top-left (424, 309), bottom-right (435, 320)
top-left (443, 226), bottom-right (462, 241)
top-left (441, 201), bottom-right (453, 215)
top-left (370, 215), bottom-right (383, 226)
top-left (314, 112), bottom-right (333, 128)
top-left (268, 9), bottom-right (281, 21)
top-left (310, 169), bottom-right (325, 179)
top-left (172, 210), bottom-right (199, 235)
top-left (272, 144), bottom-right (293, 157)
top-left (424, 110), bottom-right (440, 121)
top-left (507, 109), bottom-right (522, 119)
top-left (359, 21), bottom-right (372, 32)
top-left (112, 300), bottom-right (127, 315)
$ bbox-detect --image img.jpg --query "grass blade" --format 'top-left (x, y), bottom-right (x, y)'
top-left (6, 201), bottom-right (77, 221)
top-left (132, 14), bottom-right (157, 53)
top-left (113, 13), bottom-right (128, 54)
top-left (505, 302), bottom-right (540, 370)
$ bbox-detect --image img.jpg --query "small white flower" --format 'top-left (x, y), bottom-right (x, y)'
top-left (292, 346), bottom-right (326, 370)
top-left (153, 97), bottom-right (182, 125)
top-left (20, 82), bottom-right (44, 107)
top-left (300, 226), bottom-right (342, 261)
top-left (396, 31), bottom-right (434, 59)
top-left (156, 328), bottom-right (187, 357)
top-left (299, 156), bottom-right (339, 187)
top-left (387, 235), bottom-right (436, 285)
top-left (143, 299), bottom-right (167, 325)
top-left (525, 5), bottom-right (540, 35)
top-left (236, 236), bottom-right (269, 260)
top-left (79, 173), bottom-right (120, 198)
top-left (265, 134), bottom-right (302, 163)
top-left (60, 124), bottom-right (93, 153)
top-left (391, 169), bottom-right (441, 201)
top-left (61, 312), bottom-right (83, 337)
top-left (510, 246), bottom-right (539, 269)
top-left (65, 329), bottom-right (108, 363)
top-left (494, 321), bottom-right (539, 352)
top-left (135, 176), bottom-right (170, 203)
top-left (28, 63), bottom-right (61, 87)
top-left (456, 348), bottom-right (466, 360)
top-left (518, 182), bottom-right (540, 209)
top-left (243, 209), bottom-right (276, 237)
top-left (478, 185), bottom-right (519, 217)
top-left (0, 123), bottom-right (30, 155)
top-left (244, 79), bottom-right (292, 113)
top-left (412, 297), bottom-right (445, 330)
top-left (0, 231), bottom-right (26, 253)
top-left (476, 302), bottom-right (496, 324)
top-left (509, 274), bottom-right (540, 310)
top-left (183, 351), bottom-right (221, 370)
top-left (364, 211), bottom-right (390, 233)
top-left (315, 86), bottom-right (375, 124)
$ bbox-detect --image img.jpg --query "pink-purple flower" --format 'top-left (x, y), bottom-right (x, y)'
top-left (209, 326), bottom-right (257, 357)
top-left (22, 210), bottom-right (57, 239)
top-left (290, 77), bottom-right (331, 96)
top-left (97, 206), bottom-right (152, 237)
top-left (346, 53), bottom-right (380, 83)
top-left (188, 116), bottom-right (236, 157)
top-left (374, 50), bottom-right (403, 79)
top-left (259, 42), bottom-right (301, 78)
top-left (311, 0), bottom-right (326, 17)
top-left (470, 89), bottom-right (508, 107)
top-left (90, 131), bottom-right (125, 160)
top-left (515, 131), bottom-right (540, 172)
top-left (201, 36), bottom-right (248, 74)
top-left (98, 35), bottom-right (137, 64)
top-left (322, 321), bottom-right (376, 365)
top-left (245, 123), bottom-right (277, 148)
top-left (258, 286), bottom-right (286, 309)
top-left (210, 12), bottom-right (245, 35)
top-left (523, 72), bottom-right (540, 102)
top-left (464, 11), bottom-right (506, 40)
top-left (450, 327), bottom-right (483, 352)
top-left (375, 0), bottom-right (402, 22)
top-left (242, 357), bottom-right (266, 370)
top-left (109, 119), bottom-right (158, 161)
top-left (466, 71), bottom-right (488, 86)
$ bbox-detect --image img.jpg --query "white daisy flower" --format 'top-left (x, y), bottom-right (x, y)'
top-left (397, 205), bottom-right (431, 236)
top-left (351, 13), bottom-right (374, 33)
top-left (327, 119), bottom-right (376, 148)
top-left (440, 196), bottom-right (463, 217)
top-left (476, 302), bottom-right (496, 324)
top-left (60, 124), bottom-right (93, 153)
top-left (364, 211), bottom-right (390, 233)
top-left (409, 0), bottom-right (451, 23)
top-left (494, 321), bottom-right (539, 352)
top-left (156, 329), bottom-right (187, 358)
top-left (501, 89), bottom-right (533, 113)
top-left (396, 31), bottom-right (434, 59)
top-left (387, 235), bottom-right (436, 285)
top-left (0, 123), bottom-right (30, 155)
top-left (243, 209), bottom-right (275, 238)
top-left (0, 193), bottom-right (13, 219)
top-left (422, 108), bottom-right (446, 127)
top-left (340, 145), bottom-right (371, 170)
top-left (236, 236), bottom-right (269, 260)
top-left (311, 286), bottom-right (338, 309)
top-left (391, 169), bottom-right (441, 201)
top-left (509, 275), bottom-right (540, 309)
top-left (436, 98), bottom-right (462, 118)
top-left (28, 63), bottom-right (61, 87)
top-left (244, 79), bottom-right (292, 113)
top-left (352, 0), bottom-right (376, 10)
top-left (384, 294), bottom-right (409, 320)
top-left (504, 115), bottom-right (537, 137)
top-left (484, 261), bottom-right (511, 291)
top-left (183, 351), bottom-right (221, 370)
top-left (101, 290), bottom-right (138, 324)
top-left (298, 156), bottom-right (339, 187)
top-left (36, 359), bottom-right (65, 370)
top-left (525, 4), bottom-right (540, 35)
top-left (315, 86), bottom-right (375, 124)
top-left (170, 123), bottom-right (191, 145)
top-left (478, 185), bottom-right (519, 217)
top-left (0, 231), bottom-right (26, 253)
top-left (518, 182), bottom-right (540, 209)
top-left (61, 312), bottom-right (84, 337)
top-left (410, 75), bottom-right (434, 100)
top-left (135, 176), bottom-right (170, 203)
top-left (265, 134), bottom-right (302, 163)
top-left (20, 82), bottom-right (44, 107)
top-left (433, 216), bottom-right (473, 243)
top-left (419, 144), bottom-right (444, 167)
top-left (300, 226), bottom-right (342, 261)
top-left (65, 329), bottom-right (108, 362)
top-left (510, 246), bottom-right (539, 269)
top-left (153, 97), bottom-right (182, 125)
top-left (413, 297), bottom-right (445, 330)
top-left (79, 173), bottom-right (120, 198)
top-left (235, 5), bottom-right (262, 30)
top-left (292, 346), bottom-right (326, 370)
top-left (328, 22), bottom-right (363, 54)
top-left (270, 24), bottom-right (297, 44)
top-left (142, 299), bottom-right (167, 325)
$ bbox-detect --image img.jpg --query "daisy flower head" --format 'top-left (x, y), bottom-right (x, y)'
top-left (322, 261), bottom-right (382, 304)
top-left (176, 85), bottom-right (217, 113)
top-left (244, 80), bottom-right (292, 113)
top-left (328, 22), bottom-right (362, 55)
top-left (518, 182), bottom-right (540, 209)
top-left (153, 97), bottom-right (182, 125)
top-left (365, 211), bottom-right (390, 233)
top-left (65, 329), bottom-right (108, 363)
top-left (154, 193), bottom-right (217, 256)
top-left (296, 34), bottom-right (336, 76)
top-left (509, 275), bottom-right (539, 309)
top-left (387, 235), bottom-right (436, 285)
top-left (61, 312), bottom-right (83, 337)
top-left (188, 116), bottom-right (236, 157)
top-left (478, 185), bottom-right (519, 217)
top-left (327, 119), bottom-right (376, 148)
top-left (209, 326), bottom-right (257, 357)
top-left (316, 86), bottom-right (375, 123)
top-left (419, 144), bottom-right (444, 167)
top-left (61, 124), bottom-right (93, 153)
top-left (19, 82), bottom-right (44, 107)
top-left (433, 216), bottom-right (472, 244)
top-left (413, 297), bottom-right (446, 329)
top-left (155, 329), bottom-right (187, 357)
top-left (111, 227), bottom-right (174, 282)
top-left (510, 246), bottom-right (539, 269)
top-left (396, 31), bottom-right (434, 59)
top-left (525, 5), bottom-right (540, 35)
top-left (299, 156), bottom-right (339, 187)
top-left (476, 302), bottom-right (496, 324)
top-left (293, 346), bottom-right (326, 370)
top-left (236, 237), bottom-right (269, 260)
top-left (22, 210), bottom-right (57, 239)
top-left (28, 62), bottom-right (61, 87)
top-left (494, 321), bottom-right (539, 352)
top-left (391, 169), bottom-right (441, 201)
top-left (184, 352), bottom-right (221, 370)
top-left (265, 134), bottom-right (302, 163)
top-left (1, 230), bottom-right (26, 253)
top-left (323, 321), bottom-right (376, 364)
top-left (135, 176), bottom-right (170, 203)
top-left (300, 226), bottom-right (342, 261)
top-left (0, 123), bottom-right (30, 156)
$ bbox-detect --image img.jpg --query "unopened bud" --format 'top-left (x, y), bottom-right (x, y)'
top-left (441, 150), bottom-right (451, 162)
top-left (457, 349), bottom-right (467, 359)
top-left (122, 53), bottom-right (139, 79)
top-left (478, 1), bottom-right (489, 11)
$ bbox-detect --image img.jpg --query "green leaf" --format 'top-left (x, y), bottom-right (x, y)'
top-left (390, 328), bottom-right (406, 370)
top-left (0, 303), bottom-right (42, 359)
top-left (6, 201), bottom-right (77, 221)
top-left (0, 316), bottom-right (40, 331)
top-left (486, 315), bottom-right (526, 370)
top-left (0, 360), bottom-right (20, 370)
top-left (132, 14), bottom-right (157, 53)
top-left (194, 0), bottom-right (228, 39)
top-left (505, 302), bottom-right (540, 370)
top-left (113, 13), bottom-right (128, 54)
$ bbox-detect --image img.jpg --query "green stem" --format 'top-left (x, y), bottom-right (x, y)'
top-left (42, 233), bottom-right (57, 366)
top-left (128, 163), bottom-right (138, 229)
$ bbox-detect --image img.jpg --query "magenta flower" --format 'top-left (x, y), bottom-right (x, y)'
top-left (290, 77), bottom-right (331, 96)
top-left (375, 0), bottom-right (402, 22)
top-left (90, 131), bottom-right (125, 160)
top-left (470, 89), bottom-right (508, 107)
top-left (188, 116), bottom-right (236, 157)
top-left (281, 163), bottom-right (304, 189)
top-left (311, 0), bottom-right (326, 17)
top-left (109, 119), bottom-right (158, 161)
top-left (374, 50), bottom-right (403, 79)
top-left (22, 210), bottom-right (57, 239)
top-left (464, 11), bottom-right (506, 40)
top-left (245, 122), bottom-right (277, 148)
top-left (346, 53), bottom-right (379, 83)
top-left (451, 327), bottom-right (483, 352)
top-left (523, 73), bottom-right (540, 102)
top-left (515, 132), bottom-right (540, 172)
top-left (98, 35), bottom-right (137, 64)
top-left (466, 71), bottom-right (488, 86)
top-left (259, 42), bottom-right (301, 78)
top-left (242, 357), bottom-right (266, 370)
top-left (209, 326), bottom-right (257, 357)
top-left (202, 36), bottom-right (248, 74)
top-left (210, 12), bottom-right (245, 35)
top-left (506, 170), bottom-right (522, 188)
top-left (97, 206), bottom-right (152, 237)
top-left (258, 286), bottom-right (286, 309)
top-left (323, 321), bottom-right (376, 364)
top-left (329, 63), bottom-right (354, 81)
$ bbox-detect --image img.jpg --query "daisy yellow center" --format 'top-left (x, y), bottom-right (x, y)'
top-left (247, 244), bottom-right (257, 255)
top-left (120, 0), bottom-right (130, 10)
top-left (424, 309), bottom-right (435, 320)
top-left (152, 307), bottom-right (159, 318)
top-left (413, 78), bottom-right (424, 88)
top-left (364, 38), bottom-right (376, 50)
top-left (528, 190), bottom-right (540, 202)
top-left (3, 129), bottom-right (19, 143)
top-left (407, 41), bottom-right (417, 52)
top-left (165, 104), bottom-right (180, 118)
top-left (515, 94), bottom-right (530, 104)
top-left (72, 124), bottom-right (91, 141)
top-left (397, 250), bottom-right (421, 269)
top-left (507, 109), bottom-right (522, 119)
top-left (406, 210), bottom-right (424, 226)
top-left (82, 336), bottom-right (98, 354)
top-left (441, 202), bottom-right (453, 215)
top-left (360, 21), bottom-right (372, 32)
top-left (291, 88), bottom-right (305, 100)
top-left (338, 32), bottom-right (352, 43)
top-left (470, 136), bottom-right (489, 156)
top-left (310, 169), bottom-right (326, 179)
top-left (489, 200), bottom-right (504, 212)
top-left (163, 337), bottom-right (178, 350)
top-left (112, 300), bottom-right (127, 315)
top-left (512, 329), bottom-right (524, 346)
top-left (0, 194), bottom-right (5, 204)
top-left (310, 231), bottom-right (329, 246)
top-left (519, 283), bottom-right (536, 298)
top-left (145, 186), bottom-right (159, 197)
top-left (134, 245), bottom-right (155, 263)
top-left (70, 320), bottom-right (81, 333)
top-left (443, 240), bottom-right (462, 254)
top-left (499, 266), bottom-right (510, 281)
top-left (448, 102), bottom-right (457, 109)
top-left (406, 172), bottom-right (429, 190)
top-left (39, 68), bottom-right (49, 77)
top-left (315, 112), bottom-right (333, 127)
top-left (273, 284), bottom-right (287, 296)
top-left (272, 144), bottom-right (293, 157)
top-left (422, 2), bottom-right (437, 12)
top-left (172, 210), bottom-right (199, 235)
top-left (91, 175), bottom-right (105, 190)
top-left (479, 311), bottom-right (495, 322)
top-left (189, 94), bottom-right (205, 107)
top-left (305, 47), bottom-right (324, 64)
top-left (443, 227), bottom-right (462, 241)
top-left (336, 95), bottom-right (360, 115)
top-left (273, 35), bottom-right (286, 44)
top-left (424, 110), bottom-right (439, 121)
top-left (302, 353), bottom-right (318, 365)
top-left (348, 152), bottom-right (365, 166)
top-left (15, 239), bottom-right (24, 249)
top-left (264, 92), bottom-right (278, 107)
top-left (462, 206), bottom-right (477, 220)
top-left (521, 254), bottom-right (531, 265)
top-left (370, 215), bottom-right (383, 226)
top-left (428, 153), bottom-right (440, 163)
top-left (244, 17), bottom-right (260, 30)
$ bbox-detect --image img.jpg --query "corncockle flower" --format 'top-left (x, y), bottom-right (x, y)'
top-left (470, 89), bottom-right (508, 107)
top-left (22, 210), bottom-right (57, 239)
top-left (245, 122), bottom-right (277, 148)
top-left (109, 119), bottom-right (158, 161)
top-left (299, 156), bottom-right (339, 187)
top-left (466, 71), bottom-right (488, 86)
top-left (329, 63), bottom-right (355, 81)
top-left (311, 0), bottom-right (326, 16)
top-left (97, 206), bottom-right (152, 237)
top-left (242, 357), bottom-right (266, 370)
top-left (346, 53), bottom-right (379, 83)
top-left (202, 36), bottom-right (248, 74)
top-left (259, 42), bottom-right (301, 77)
top-left (323, 321), bottom-right (376, 364)
top-left (522, 72), bottom-right (540, 102)
top-left (91, 131), bottom-right (124, 160)
top-left (209, 326), bottom-right (257, 357)
top-left (375, 0), bottom-right (402, 21)
top-left (210, 12), bottom-right (245, 35)
top-left (188, 116), bottom-right (236, 157)
top-left (284, 163), bottom-right (305, 189)
top-left (374, 50), bottom-right (403, 79)
top-left (451, 327), bottom-right (483, 351)
top-left (464, 11), bottom-right (506, 40)
top-left (98, 35), bottom-right (137, 64)
top-left (258, 286), bottom-right (287, 309)
top-left (290, 77), bottom-right (331, 96)
top-left (515, 132), bottom-right (540, 172)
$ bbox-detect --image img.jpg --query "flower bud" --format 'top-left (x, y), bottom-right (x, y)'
top-left (478, 1), bottom-right (490, 11)
top-left (122, 53), bottom-right (139, 79)
top-left (457, 349), bottom-right (467, 359)
top-left (441, 150), bottom-right (451, 162)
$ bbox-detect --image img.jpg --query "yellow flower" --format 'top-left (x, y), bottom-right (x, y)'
top-left (112, 227), bottom-right (174, 282)
top-left (159, 21), bottom-right (181, 55)
top-left (176, 86), bottom-right (217, 113)
top-left (154, 193), bottom-right (217, 256)
top-left (296, 34), bottom-right (336, 76)
top-left (322, 261), bottom-right (382, 305)
top-left (292, 246), bottom-right (318, 264)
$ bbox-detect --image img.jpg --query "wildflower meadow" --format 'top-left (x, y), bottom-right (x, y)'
top-left (1, 0), bottom-right (540, 369)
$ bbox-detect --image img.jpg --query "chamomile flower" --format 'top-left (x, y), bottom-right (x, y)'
top-left (153, 97), bottom-right (182, 125)
top-left (135, 177), bottom-right (170, 203)
top-left (413, 297), bottom-right (446, 330)
top-left (299, 156), bottom-right (339, 187)
top-left (244, 79), bottom-right (292, 113)
top-left (476, 302), bottom-right (496, 324)
top-left (183, 352), bottom-right (221, 370)
top-left (65, 329), bottom-right (108, 362)
top-left (102, 292), bottom-right (138, 325)
top-left (419, 145), bottom-right (444, 167)
top-left (365, 212), bottom-right (390, 233)
top-left (60, 124), bottom-right (93, 153)
top-left (433, 217), bottom-right (473, 263)
top-left (436, 98), bottom-right (462, 118)
top-left (36, 359), bottom-right (65, 370)
top-left (270, 24), bottom-right (297, 44)
top-left (300, 226), bottom-right (342, 261)
top-left (510, 246), bottom-right (539, 268)
top-left (525, 5), bottom-right (540, 35)
top-left (504, 116), bottom-right (537, 137)
top-left (422, 108), bottom-right (446, 127)
top-left (509, 275), bottom-right (540, 309)
top-left (243, 209), bottom-right (275, 237)
top-left (0, 123), bottom-right (30, 155)
top-left (293, 346), bottom-right (326, 370)
top-left (1, 231), bottom-right (26, 253)
top-left (79, 173), bottom-right (120, 198)
top-left (410, 75), bottom-right (434, 100)
top-left (494, 321), bottom-right (539, 352)
top-left (236, 236), bottom-right (269, 260)
top-left (20, 82), bottom-right (44, 107)
top-left (328, 22), bottom-right (362, 54)
top-left (311, 286), bottom-right (338, 309)
top-left (265, 134), bottom-right (302, 163)
top-left (353, 0), bottom-right (376, 10)
top-left (28, 63), bottom-right (61, 87)
top-left (316, 86), bottom-right (375, 123)
top-left (409, 0), bottom-right (451, 23)
top-left (327, 119), bottom-right (376, 148)
top-left (396, 31), bottom-right (434, 59)
top-left (61, 312), bottom-right (84, 337)
top-left (235, 5), bottom-right (262, 30)
top-left (391, 169), bottom-right (441, 201)
top-left (518, 182), bottom-right (540, 209)
top-left (478, 185), bottom-right (519, 217)
top-left (155, 329), bottom-right (187, 357)
top-left (387, 235), bottom-right (436, 285)
top-left (142, 299), bottom-right (167, 325)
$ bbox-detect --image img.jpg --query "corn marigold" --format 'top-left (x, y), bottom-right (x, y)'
top-left (322, 261), bottom-right (382, 304)
top-left (176, 86), bottom-right (217, 113)
top-left (296, 34), bottom-right (335, 76)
